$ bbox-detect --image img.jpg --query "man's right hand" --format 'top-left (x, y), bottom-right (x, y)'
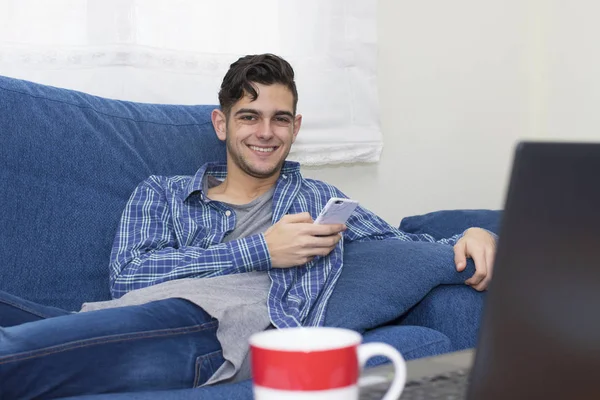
top-left (264, 212), bottom-right (346, 268)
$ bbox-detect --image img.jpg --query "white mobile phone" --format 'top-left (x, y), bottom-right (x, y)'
top-left (314, 197), bottom-right (359, 225)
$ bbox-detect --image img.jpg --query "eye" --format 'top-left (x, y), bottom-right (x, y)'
top-left (240, 115), bottom-right (256, 121)
top-left (275, 117), bottom-right (291, 124)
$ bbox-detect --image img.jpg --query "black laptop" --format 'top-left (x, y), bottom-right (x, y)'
top-left (361, 142), bottom-right (600, 400)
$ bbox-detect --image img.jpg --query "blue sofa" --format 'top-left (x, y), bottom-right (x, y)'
top-left (0, 75), bottom-right (500, 399)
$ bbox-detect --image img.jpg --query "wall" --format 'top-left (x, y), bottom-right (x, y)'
top-left (302, 0), bottom-right (534, 225)
top-left (305, 0), bottom-right (600, 225)
top-left (543, 1), bottom-right (600, 142)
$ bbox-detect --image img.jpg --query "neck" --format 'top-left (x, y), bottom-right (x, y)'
top-left (208, 162), bottom-right (280, 205)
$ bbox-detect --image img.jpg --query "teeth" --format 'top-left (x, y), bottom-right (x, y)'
top-left (249, 146), bottom-right (275, 153)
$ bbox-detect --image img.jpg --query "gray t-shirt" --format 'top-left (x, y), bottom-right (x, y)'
top-left (206, 175), bottom-right (274, 244)
top-left (81, 175), bottom-right (275, 386)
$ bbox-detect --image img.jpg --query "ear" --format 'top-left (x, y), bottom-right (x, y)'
top-left (211, 109), bottom-right (227, 141)
top-left (292, 114), bottom-right (302, 143)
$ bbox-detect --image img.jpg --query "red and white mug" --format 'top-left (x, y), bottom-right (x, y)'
top-left (250, 327), bottom-right (406, 400)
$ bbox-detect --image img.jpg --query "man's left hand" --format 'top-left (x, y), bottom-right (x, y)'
top-left (454, 228), bottom-right (497, 291)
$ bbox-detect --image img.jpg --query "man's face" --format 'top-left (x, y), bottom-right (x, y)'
top-left (215, 83), bottom-right (301, 179)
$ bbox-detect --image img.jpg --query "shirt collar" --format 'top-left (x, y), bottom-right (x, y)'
top-left (183, 160), bottom-right (301, 201)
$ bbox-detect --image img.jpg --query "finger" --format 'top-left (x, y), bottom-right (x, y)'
top-left (307, 223), bottom-right (347, 236)
top-left (313, 246), bottom-right (336, 257)
top-left (283, 212), bottom-right (313, 223)
top-left (473, 277), bottom-right (490, 292)
top-left (485, 247), bottom-right (495, 279)
top-left (472, 248), bottom-right (495, 291)
top-left (465, 250), bottom-right (487, 286)
top-left (314, 241), bottom-right (341, 257)
top-left (454, 240), bottom-right (468, 271)
top-left (309, 233), bottom-right (342, 248)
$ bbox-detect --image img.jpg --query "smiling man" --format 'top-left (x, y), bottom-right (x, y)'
top-left (206, 81), bottom-right (300, 202)
top-left (214, 76), bottom-right (300, 181)
top-left (0, 54), bottom-right (496, 398)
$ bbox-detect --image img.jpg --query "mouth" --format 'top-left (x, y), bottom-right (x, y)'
top-left (247, 145), bottom-right (279, 155)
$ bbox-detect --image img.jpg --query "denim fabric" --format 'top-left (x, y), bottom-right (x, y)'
top-left (58, 381), bottom-right (255, 400)
top-left (1, 75), bottom-right (489, 399)
top-left (60, 325), bottom-right (452, 400)
top-left (0, 291), bottom-right (225, 399)
top-left (0, 290), bottom-right (72, 326)
top-left (59, 327), bottom-right (452, 400)
top-left (109, 162), bottom-right (466, 329)
top-left (0, 290), bottom-right (451, 400)
top-left (400, 209), bottom-right (502, 239)
top-left (0, 76), bottom-right (226, 310)
top-left (397, 285), bottom-right (485, 350)
top-left (362, 325), bottom-right (451, 366)
top-left (325, 239), bottom-right (479, 333)
top-left (324, 239), bottom-right (484, 365)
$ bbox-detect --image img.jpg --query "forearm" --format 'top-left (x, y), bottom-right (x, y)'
top-left (109, 233), bottom-right (271, 298)
top-left (344, 205), bottom-right (498, 247)
top-left (342, 206), bottom-right (461, 246)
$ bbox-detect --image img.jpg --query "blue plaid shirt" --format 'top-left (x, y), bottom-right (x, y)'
top-left (109, 161), bottom-right (462, 328)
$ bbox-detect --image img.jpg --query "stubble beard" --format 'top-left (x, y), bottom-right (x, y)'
top-left (225, 135), bottom-right (289, 179)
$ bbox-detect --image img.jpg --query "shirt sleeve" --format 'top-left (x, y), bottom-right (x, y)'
top-left (109, 178), bottom-right (272, 299)
top-left (329, 188), bottom-right (464, 246)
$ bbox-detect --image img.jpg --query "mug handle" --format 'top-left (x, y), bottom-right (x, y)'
top-left (357, 343), bottom-right (406, 400)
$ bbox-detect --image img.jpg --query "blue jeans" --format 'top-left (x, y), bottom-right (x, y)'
top-left (48, 284), bottom-right (482, 400)
top-left (325, 240), bottom-right (486, 356)
top-left (0, 291), bottom-right (225, 399)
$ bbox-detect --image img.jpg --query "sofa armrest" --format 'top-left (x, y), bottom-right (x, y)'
top-left (399, 209), bottom-right (502, 240)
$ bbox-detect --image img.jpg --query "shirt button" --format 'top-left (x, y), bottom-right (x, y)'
top-left (225, 210), bottom-right (232, 217)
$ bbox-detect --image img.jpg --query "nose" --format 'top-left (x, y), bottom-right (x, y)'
top-left (255, 119), bottom-right (275, 140)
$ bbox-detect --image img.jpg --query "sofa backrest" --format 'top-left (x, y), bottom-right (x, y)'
top-left (0, 76), bottom-right (226, 310)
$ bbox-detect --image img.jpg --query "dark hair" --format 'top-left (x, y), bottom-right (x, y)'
top-left (218, 54), bottom-right (298, 116)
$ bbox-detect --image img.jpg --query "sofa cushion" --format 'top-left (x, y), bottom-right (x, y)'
top-left (399, 209), bottom-right (502, 239)
top-left (0, 76), bottom-right (226, 310)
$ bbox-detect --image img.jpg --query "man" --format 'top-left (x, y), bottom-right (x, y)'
top-left (0, 54), bottom-right (496, 398)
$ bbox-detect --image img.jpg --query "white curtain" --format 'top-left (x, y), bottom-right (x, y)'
top-left (0, 0), bottom-right (381, 165)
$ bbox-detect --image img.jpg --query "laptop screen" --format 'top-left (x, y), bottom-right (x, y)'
top-left (468, 142), bottom-right (600, 399)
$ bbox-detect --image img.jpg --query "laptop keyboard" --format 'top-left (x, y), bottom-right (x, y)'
top-left (360, 369), bottom-right (470, 400)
